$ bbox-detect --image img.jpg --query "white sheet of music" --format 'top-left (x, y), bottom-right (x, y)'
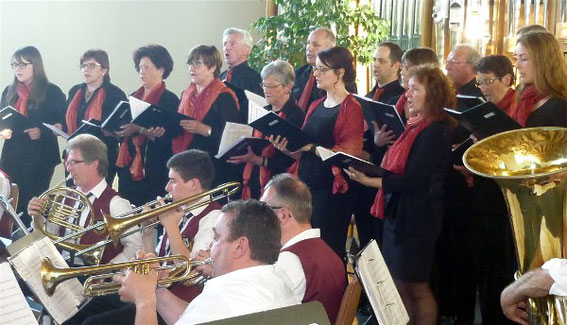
top-left (315, 146), bottom-right (334, 160)
top-left (128, 96), bottom-right (151, 120)
top-left (8, 236), bottom-right (86, 324)
top-left (0, 262), bottom-right (38, 325)
top-left (245, 90), bottom-right (268, 108)
top-left (217, 122), bottom-right (253, 156)
top-left (42, 123), bottom-right (70, 139)
top-left (247, 98), bottom-right (270, 124)
top-left (356, 240), bottom-right (409, 325)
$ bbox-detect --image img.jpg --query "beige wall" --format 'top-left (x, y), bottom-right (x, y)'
top-left (0, 0), bottom-right (265, 187)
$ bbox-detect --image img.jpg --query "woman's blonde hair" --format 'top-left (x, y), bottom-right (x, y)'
top-left (517, 32), bottom-right (567, 100)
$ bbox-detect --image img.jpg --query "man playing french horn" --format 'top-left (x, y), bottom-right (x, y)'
top-left (64, 149), bottom-right (221, 325)
top-left (27, 134), bottom-right (142, 265)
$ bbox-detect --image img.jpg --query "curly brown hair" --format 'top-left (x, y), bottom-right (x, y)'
top-left (408, 66), bottom-right (456, 126)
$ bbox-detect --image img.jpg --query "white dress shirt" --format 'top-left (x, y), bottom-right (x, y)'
top-left (175, 264), bottom-right (299, 324)
top-left (274, 228), bottom-right (321, 302)
top-left (542, 258), bottom-right (567, 296)
top-left (0, 173), bottom-right (11, 222)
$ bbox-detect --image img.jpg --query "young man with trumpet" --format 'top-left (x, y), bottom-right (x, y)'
top-left (117, 199), bottom-right (298, 325)
top-left (27, 134), bottom-right (142, 265)
top-left (63, 149), bottom-right (221, 325)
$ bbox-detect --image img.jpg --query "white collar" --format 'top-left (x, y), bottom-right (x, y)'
top-left (184, 195), bottom-right (214, 217)
top-left (281, 228), bottom-right (320, 250)
top-left (207, 264), bottom-right (275, 288)
top-left (78, 178), bottom-right (107, 199)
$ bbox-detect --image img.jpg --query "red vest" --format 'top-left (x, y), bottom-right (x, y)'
top-left (161, 201), bottom-right (221, 302)
top-left (79, 186), bottom-right (124, 264)
top-left (281, 237), bottom-right (346, 324)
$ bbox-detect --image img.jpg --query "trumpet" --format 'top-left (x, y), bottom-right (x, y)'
top-left (71, 182), bottom-right (241, 260)
top-left (41, 255), bottom-right (212, 297)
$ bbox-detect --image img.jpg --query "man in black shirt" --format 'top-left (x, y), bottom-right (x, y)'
top-left (445, 45), bottom-right (483, 97)
top-left (292, 28), bottom-right (336, 111)
top-left (366, 42), bottom-right (405, 103)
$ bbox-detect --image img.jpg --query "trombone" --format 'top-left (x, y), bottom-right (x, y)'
top-left (41, 255), bottom-right (212, 297)
top-left (69, 182), bottom-right (240, 260)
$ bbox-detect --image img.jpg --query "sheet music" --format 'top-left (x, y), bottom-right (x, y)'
top-left (0, 262), bottom-right (38, 325)
top-left (247, 99), bottom-right (270, 124)
top-left (356, 240), bottom-right (409, 325)
top-left (245, 90), bottom-right (268, 108)
top-left (217, 122), bottom-right (253, 155)
top-left (9, 236), bottom-right (86, 324)
top-left (315, 146), bottom-right (335, 160)
top-left (42, 123), bottom-right (69, 139)
top-left (128, 96), bottom-right (151, 120)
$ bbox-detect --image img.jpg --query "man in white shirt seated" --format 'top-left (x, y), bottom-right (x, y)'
top-left (261, 173), bottom-right (346, 323)
top-left (0, 169), bottom-right (12, 237)
top-left (116, 199), bottom-right (299, 325)
top-left (28, 134), bottom-right (141, 265)
top-left (500, 259), bottom-right (567, 324)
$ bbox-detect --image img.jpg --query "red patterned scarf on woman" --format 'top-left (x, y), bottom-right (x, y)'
top-left (65, 86), bottom-right (106, 134)
top-left (513, 85), bottom-right (543, 126)
top-left (116, 81), bottom-right (166, 180)
top-left (496, 88), bottom-right (516, 116)
top-left (14, 82), bottom-right (31, 117)
top-left (370, 115), bottom-right (431, 219)
top-left (172, 78), bottom-right (238, 154)
top-left (394, 91), bottom-right (408, 117)
top-left (241, 110), bottom-right (287, 200)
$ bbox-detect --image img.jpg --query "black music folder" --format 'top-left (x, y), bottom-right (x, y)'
top-left (452, 137), bottom-right (474, 165)
top-left (68, 118), bottom-right (103, 140)
top-left (249, 111), bottom-right (311, 152)
top-left (445, 101), bottom-right (521, 140)
top-left (215, 137), bottom-right (270, 161)
top-left (353, 95), bottom-right (405, 139)
top-left (0, 106), bottom-right (33, 131)
top-left (456, 95), bottom-right (486, 111)
top-left (317, 147), bottom-right (384, 177)
top-left (129, 97), bottom-right (192, 129)
top-left (101, 101), bottom-right (132, 131)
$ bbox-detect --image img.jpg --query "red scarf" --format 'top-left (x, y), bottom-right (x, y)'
top-left (394, 91), bottom-right (408, 117)
top-left (496, 89), bottom-right (516, 116)
top-left (172, 78), bottom-right (238, 154)
top-left (372, 86), bottom-right (385, 101)
top-left (116, 81), bottom-right (166, 181)
top-left (513, 85), bottom-right (543, 126)
top-left (289, 94), bottom-right (363, 194)
top-left (14, 82), bottom-right (31, 117)
top-left (297, 71), bottom-right (315, 112)
top-left (370, 115), bottom-right (431, 219)
top-left (65, 86), bottom-right (106, 134)
top-left (241, 109), bottom-right (287, 199)
top-left (224, 69), bottom-right (233, 83)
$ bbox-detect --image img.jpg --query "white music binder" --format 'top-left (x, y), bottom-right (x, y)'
top-left (356, 240), bottom-right (409, 325)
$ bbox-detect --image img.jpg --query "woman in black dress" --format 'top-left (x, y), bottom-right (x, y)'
top-left (62, 49), bottom-right (126, 184)
top-left (272, 47), bottom-right (364, 261)
top-left (0, 46), bottom-right (65, 226)
top-left (345, 66), bottom-right (455, 324)
top-left (228, 59), bottom-right (305, 199)
top-left (115, 45), bottom-right (179, 206)
top-left (514, 32), bottom-right (567, 127)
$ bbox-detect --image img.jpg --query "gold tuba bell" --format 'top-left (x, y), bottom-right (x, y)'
top-left (464, 127), bottom-right (567, 324)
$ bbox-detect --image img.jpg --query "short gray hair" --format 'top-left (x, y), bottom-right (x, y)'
top-left (261, 60), bottom-right (295, 87)
top-left (454, 44), bottom-right (481, 65)
top-left (223, 28), bottom-right (253, 49)
top-left (66, 134), bottom-right (108, 177)
top-left (264, 174), bottom-right (312, 225)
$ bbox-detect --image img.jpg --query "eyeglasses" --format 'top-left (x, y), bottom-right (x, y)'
top-left (445, 59), bottom-right (470, 65)
top-left (79, 62), bottom-right (101, 70)
top-left (10, 62), bottom-right (32, 70)
top-left (267, 205), bottom-right (283, 211)
top-left (476, 78), bottom-right (501, 87)
top-left (65, 159), bottom-right (85, 167)
top-left (187, 61), bottom-right (206, 68)
top-left (260, 83), bottom-right (282, 89)
top-left (313, 66), bottom-right (333, 74)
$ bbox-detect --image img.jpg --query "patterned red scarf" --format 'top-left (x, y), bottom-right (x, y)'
top-left (65, 86), bottom-right (106, 134)
top-left (394, 91), bottom-right (408, 117)
top-left (172, 78), bottom-right (238, 154)
top-left (496, 88), bottom-right (516, 116)
top-left (14, 82), bottom-right (31, 117)
top-left (513, 85), bottom-right (543, 126)
top-left (241, 109), bottom-right (287, 200)
top-left (116, 81), bottom-right (166, 180)
top-left (371, 115), bottom-right (431, 219)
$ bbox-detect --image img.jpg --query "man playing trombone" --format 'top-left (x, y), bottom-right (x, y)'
top-left (28, 134), bottom-right (142, 265)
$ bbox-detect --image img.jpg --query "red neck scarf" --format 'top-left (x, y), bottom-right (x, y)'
top-left (371, 115), bottom-right (431, 219)
top-left (15, 82), bottom-right (31, 117)
top-left (172, 78), bottom-right (239, 154)
top-left (496, 88), bottom-right (516, 116)
top-left (513, 85), bottom-right (543, 126)
top-left (241, 108), bottom-right (287, 199)
top-left (65, 85), bottom-right (106, 134)
top-left (297, 70), bottom-right (315, 112)
top-left (116, 81), bottom-right (166, 181)
top-left (394, 91), bottom-right (408, 117)
top-left (224, 69), bottom-right (233, 83)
